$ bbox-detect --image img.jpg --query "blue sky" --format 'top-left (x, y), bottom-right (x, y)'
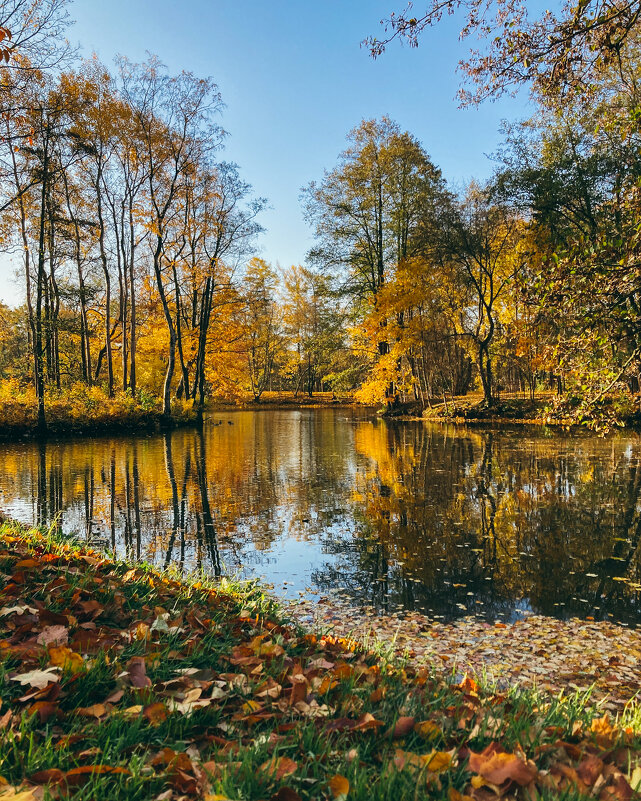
top-left (0, 0), bottom-right (532, 305)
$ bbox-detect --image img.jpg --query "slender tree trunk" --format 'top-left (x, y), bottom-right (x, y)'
top-left (152, 235), bottom-right (176, 418)
top-left (478, 341), bottom-right (493, 405)
top-left (111, 197), bottom-right (128, 391)
top-left (172, 264), bottom-right (190, 400)
top-left (35, 133), bottom-right (49, 434)
top-left (62, 169), bottom-right (91, 383)
top-left (9, 138), bottom-right (36, 375)
top-left (128, 200), bottom-right (136, 395)
top-left (96, 166), bottom-right (114, 397)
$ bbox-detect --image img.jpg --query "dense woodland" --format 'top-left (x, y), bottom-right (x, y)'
top-left (2, 0), bottom-right (641, 430)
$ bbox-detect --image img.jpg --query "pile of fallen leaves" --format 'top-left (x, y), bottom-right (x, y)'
top-left (284, 598), bottom-right (641, 709)
top-left (1, 524), bottom-right (641, 801)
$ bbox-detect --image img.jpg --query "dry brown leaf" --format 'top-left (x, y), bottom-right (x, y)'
top-left (125, 656), bottom-right (151, 688)
top-left (75, 703), bottom-right (108, 719)
top-left (468, 745), bottom-right (537, 787)
top-left (260, 756), bottom-right (298, 781)
top-left (143, 703), bottom-right (168, 726)
top-left (36, 626), bottom-right (68, 647)
top-left (391, 716), bottom-right (415, 739)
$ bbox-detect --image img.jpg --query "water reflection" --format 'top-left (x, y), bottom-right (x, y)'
top-left (1, 411), bottom-right (641, 624)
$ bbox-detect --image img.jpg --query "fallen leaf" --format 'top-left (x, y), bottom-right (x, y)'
top-left (576, 755), bottom-right (604, 787)
top-left (36, 626), bottom-right (68, 647)
top-left (125, 657), bottom-right (151, 688)
top-left (329, 774), bottom-right (349, 799)
top-left (0, 605), bottom-right (37, 618)
top-left (48, 646), bottom-right (83, 673)
top-left (391, 716), bottom-right (415, 739)
top-left (28, 701), bottom-right (58, 723)
top-left (29, 769), bottom-right (65, 786)
top-left (468, 745), bottom-right (537, 786)
top-left (414, 720), bottom-right (441, 740)
top-left (260, 756), bottom-right (298, 781)
top-left (143, 703), bottom-right (168, 726)
top-left (270, 789), bottom-right (302, 801)
top-left (10, 668), bottom-right (60, 689)
top-left (448, 789), bottom-right (474, 801)
top-left (75, 704), bottom-right (108, 719)
top-left (0, 788), bottom-right (41, 800)
top-left (424, 750), bottom-right (451, 773)
top-left (64, 766), bottom-right (130, 788)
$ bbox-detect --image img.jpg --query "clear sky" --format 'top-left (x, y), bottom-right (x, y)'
top-left (0, 0), bottom-right (532, 305)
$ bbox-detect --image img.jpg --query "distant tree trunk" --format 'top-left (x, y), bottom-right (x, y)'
top-left (193, 275), bottom-right (214, 409)
top-left (96, 168), bottom-right (114, 397)
top-left (152, 235), bottom-right (176, 419)
top-left (110, 196), bottom-right (128, 392)
top-left (34, 125), bottom-right (50, 434)
top-left (47, 207), bottom-right (60, 390)
top-left (10, 138), bottom-right (36, 374)
top-left (172, 263), bottom-right (190, 402)
top-left (478, 341), bottom-right (493, 406)
top-left (129, 199), bottom-right (137, 396)
top-left (63, 170), bottom-right (92, 384)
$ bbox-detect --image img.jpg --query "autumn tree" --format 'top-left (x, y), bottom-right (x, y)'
top-left (0, 0), bottom-right (71, 73)
top-left (438, 183), bottom-right (527, 405)
top-left (242, 258), bottom-right (283, 401)
top-left (304, 117), bottom-right (448, 407)
top-left (366, 0), bottom-right (641, 102)
top-left (119, 56), bottom-right (224, 418)
top-left (303, 117), bottom-right (446, 300)
top-left (281, 265), bottom-right (345, 396)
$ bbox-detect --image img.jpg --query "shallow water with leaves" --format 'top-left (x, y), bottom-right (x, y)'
top-left (1, 409), bottom-right (641, 625)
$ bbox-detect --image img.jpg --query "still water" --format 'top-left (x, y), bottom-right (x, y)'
top-left (1, 409), bottom-right (641, 624)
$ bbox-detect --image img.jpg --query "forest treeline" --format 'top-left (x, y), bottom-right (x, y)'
top-left (2, 0), bottom-right (641, 431)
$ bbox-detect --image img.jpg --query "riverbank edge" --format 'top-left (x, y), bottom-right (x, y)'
top-left (1, 520), bottom-right (641, 800)
top-left (0, 392), bottom-right (362, 442)
top-left (2, 390), bottom-right (639, 443)
top-left (384, 394), bottom-right (641, 432)
top-left (0, 410), bottom-right (199, 442)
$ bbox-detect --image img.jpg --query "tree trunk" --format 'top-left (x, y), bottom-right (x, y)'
top-left (478, 342), bottom-right (493, 406)
top-left (96, 168), bottom-right (114, 397)
top-left (128, 200), bottom-right (137, 396)
top-left (34, 127), bottom-right (49, 434)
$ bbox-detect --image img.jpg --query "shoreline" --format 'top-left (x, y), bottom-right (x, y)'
top-left (3, 389), bottom-right (641, 442)
top-left (1, 521), bottom-right (641, 800)
top-left (0, 392), bottom-right (362, 442)
top-left (282, 597), bottom-right (641, 709)
top-left (0, 412), bottom-right (199, 442)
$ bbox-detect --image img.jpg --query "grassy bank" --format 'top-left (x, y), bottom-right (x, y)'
top-left (417, 391), bottom-right (641, 431)
top-left (420, 393), bottom-right (554, 425)
top-left (0, 384), bottom-right (197, 439)
top-left (208, 391), bottom-right (356, 411)
top-left (1, 522), bottom-right (641, 800)
top-left (0, 386), bottom-right (359, 440)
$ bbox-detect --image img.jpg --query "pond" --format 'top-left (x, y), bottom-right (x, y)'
top-left (1, 408), bottom-right (641, 625)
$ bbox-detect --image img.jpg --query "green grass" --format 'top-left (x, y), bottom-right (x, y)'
top-left (0, 521), bottom-right (640, 800)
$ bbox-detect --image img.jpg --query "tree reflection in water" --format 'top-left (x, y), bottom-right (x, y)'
top-left (1, 411), bottom-right (641, 623)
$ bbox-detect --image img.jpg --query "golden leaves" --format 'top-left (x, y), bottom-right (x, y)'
top-left (414, 720), bottom-right (442, 740)
top-left (328, 773), bottom-right (350, 799)
top-left (47, 646), bottom-right (84, 673)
